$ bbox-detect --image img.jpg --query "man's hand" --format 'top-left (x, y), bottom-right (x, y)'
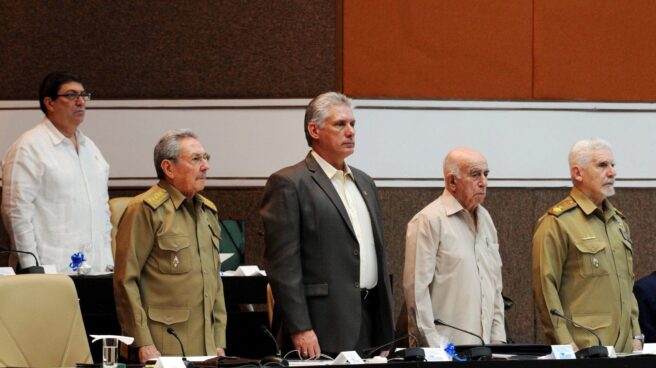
top-left (217, 347), bottom-right (226, 357)
top-left (570, 341), bottom-right (579, 352)
top-left (379, 350), bottom-right (390, 357)
top-left (292, 329), bottom-right (321, 359)
top-left (632, 338), bottom-right (643, 352)
top-left (490, 339), bottom-right (505, 344)
top-left (139, 344), bottom-right (161, 364)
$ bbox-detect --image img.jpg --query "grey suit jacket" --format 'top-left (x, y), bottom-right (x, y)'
top-left (260, 153), bottom-right (394, 353)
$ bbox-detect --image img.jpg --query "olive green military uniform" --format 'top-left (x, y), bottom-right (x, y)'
top-left (532, 187), bottom-right (640, 352)
top-left (114, 180), bottom-right (227, 356)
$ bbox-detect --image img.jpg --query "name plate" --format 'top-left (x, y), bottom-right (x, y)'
top-left (548, 345), bottom-right (576, 359)
top-left (333, 351), bottom-right (364, 365)
top-left (0, 267), bottom-right (16, 276)
top-left (155, 357), bottom-right (187, 368)
top-left (424, 348), bottom-right (451, 362)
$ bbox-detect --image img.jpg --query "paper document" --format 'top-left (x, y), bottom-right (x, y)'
top-left (220, 253), bottom-right (233, 262)
top-left (222, 265), bottom-right (266, 276)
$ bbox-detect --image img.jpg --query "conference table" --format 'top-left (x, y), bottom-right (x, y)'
top-left (70, 274), bottom-right (656, 368)
top-left (74, 356), bottom-right (656, 368)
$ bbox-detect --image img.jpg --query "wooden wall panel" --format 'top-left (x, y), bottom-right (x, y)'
top-left (534, 0), bottom-right (656, 101)
top-left (343, 0), bottom-right (533, 99)
top-left (0, 1), bottom-right (336, 99)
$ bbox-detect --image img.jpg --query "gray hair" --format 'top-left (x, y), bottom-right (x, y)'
top-left (304, 92), bottom-right (352, 146)
top-left (568, 138), bottom-right (613, 168)
top-left (154, 129), bottom-right (198, 179)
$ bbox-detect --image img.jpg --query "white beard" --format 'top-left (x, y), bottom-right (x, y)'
top-left (602, 186), bottom-right (615, 197)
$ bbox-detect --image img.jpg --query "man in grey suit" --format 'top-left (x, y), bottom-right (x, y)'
top-left (260, 92), bottom-right (394, 358)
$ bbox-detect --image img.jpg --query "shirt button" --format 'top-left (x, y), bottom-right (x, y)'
top-left (354, 249), bottom-right (359, 256)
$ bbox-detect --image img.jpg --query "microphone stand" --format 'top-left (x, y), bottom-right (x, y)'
top-left (549, 309), bottom-right (608, 359)
top-left (434, 319), bottom-right (492, 360)
top-left (0, 250), bottom-right (45, 274)
top-left (363, 334), bottom-right (423, 361)
top-left (259, 325), bottom-right (288, 366)
top-left (167, 327), bottom-right (195, 368)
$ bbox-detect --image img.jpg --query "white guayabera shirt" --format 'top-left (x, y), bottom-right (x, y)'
top-left (2, 117), bottom-right (112, 273)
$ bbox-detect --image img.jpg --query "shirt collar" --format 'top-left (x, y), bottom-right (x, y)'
top-left (158, 180), bottom-right (191, 210)
top-left (570, 187), bottom-right (601, 216)
top-left (441, 189), bottom-right (468, 216)
top-left (570, 186), bottom-right (617, 221)
top-left (42, 117), bottom-right (85, 146)
top-left (311, 150), bottom-right (353, 180)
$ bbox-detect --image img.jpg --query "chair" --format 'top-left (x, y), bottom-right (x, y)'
top-left (0, 274), bottom-right (92, 367)
top-left (266, 283), bottom-right (275, 327)
top-left (109, 197), bottom-right (132, 259)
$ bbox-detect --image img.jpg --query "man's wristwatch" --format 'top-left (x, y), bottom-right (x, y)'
top-left (634, 334), bottom-right (645, 345)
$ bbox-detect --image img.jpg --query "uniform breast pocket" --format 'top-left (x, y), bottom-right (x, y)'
top-left (156, 235), bottom-right (192, 274)
top-left (574, 241), bottom-right (610, 278)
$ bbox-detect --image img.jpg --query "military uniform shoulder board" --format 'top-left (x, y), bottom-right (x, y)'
top-left (614, 207), bottom-right (626, 219)
top-left (144, 187), bottom-right (170, 210)
top-left (199, 195), bottom-right (218, 213)
top-left (548, 197), bottom-right (577, 216)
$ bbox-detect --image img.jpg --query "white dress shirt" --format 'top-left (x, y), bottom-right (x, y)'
top-left (1, 117), bottom-right (112, 272)
top-left (403, 190), bottom-right (506, 346)
top-left (311, 151), bottom-right (378, 288)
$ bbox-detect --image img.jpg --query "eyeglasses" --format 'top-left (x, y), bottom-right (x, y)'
top-left (186, 153), bottom-right (211, 166)
top-left (56, 91), bottom-right (92, 101)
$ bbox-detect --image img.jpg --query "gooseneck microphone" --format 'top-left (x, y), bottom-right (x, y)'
top-left (362, 334), bottom-right (421, 359)
top-left (549, 309), bottom-right (608, 359)
top-left (259, 325), bottom-right (288, 366)
top-left (0, 249), bottom-right (45, 274)
top-left (434, 318), bottom-right (492, 360)
top-left (260, 325), bottom-right (281, 357)
top-left (167, 327), bottom-right (194, 368)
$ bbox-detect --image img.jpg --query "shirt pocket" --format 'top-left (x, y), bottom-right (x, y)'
top-left (148, 307), bottom-right (190, 325)
top-left (570, 312), bottom-right (612, 347)
top-left (574, 241), bottom-right (610, 278)
top-left (148, 307), bottom-right (190, 354)
top-left (483, 241), bottom-right (502, 285)
top-left (156, 235), bottom-right (192, 274)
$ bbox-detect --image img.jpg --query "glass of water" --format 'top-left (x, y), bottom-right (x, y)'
top-left (102, 337), bottom-right (118, 368)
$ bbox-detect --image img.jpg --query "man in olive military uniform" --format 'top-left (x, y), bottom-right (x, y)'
top-left (532, 138), bottom-right (641, 353)
top-left (114, 129), bottom-right (226, 363)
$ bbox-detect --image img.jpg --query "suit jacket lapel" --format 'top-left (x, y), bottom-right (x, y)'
top-left (305, 153), bottom-right (357, 239)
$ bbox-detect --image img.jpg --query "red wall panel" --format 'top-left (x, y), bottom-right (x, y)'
top-left (534, 0), bottom-right (656, 101)
top-left (343, 0), bottom-right (533, 99)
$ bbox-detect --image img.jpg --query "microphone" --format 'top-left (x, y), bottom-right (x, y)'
top-left (0, 249), bottom-right (45, 274)
top-left (167, 327), bottom-right (194, 368)
top-left (259, 325), bottom-right (288, 366)
top-left (260, 325), bottom-right (281, 357)
top-left (361, 334), bottom-right (421, 359)
top-left (549, 309), bottom-right (608, 359)
top-left (434, 318), bottom-right (492, 360)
